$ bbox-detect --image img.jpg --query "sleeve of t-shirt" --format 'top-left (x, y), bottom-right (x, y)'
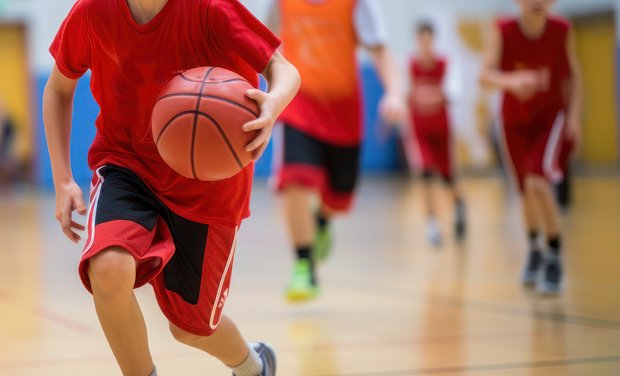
top-left (354, 0), bottom-right (388, 48)
top-left (49, 0), bottom-right (92, 79)
top-left (206, 0), bottom-right (282, 74)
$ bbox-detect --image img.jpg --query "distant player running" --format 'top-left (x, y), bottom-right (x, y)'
top-left (267, 0), bottom-right (406, 302)
top-left (480, 0), bottom-right (582, 293)
top-left (408, 21), bottom-right (466, 246)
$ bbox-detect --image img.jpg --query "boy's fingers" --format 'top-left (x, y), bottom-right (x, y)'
top-left (74, 194), bottom-right (87, 215)
top-left (246, 129), bottom-right (270, 151)
top-left (243, 117), bottom-right (269, 132)
top-left (246, 89), bottom-right (267, 102)
top-left (71, 221), bottom-right (86, 231)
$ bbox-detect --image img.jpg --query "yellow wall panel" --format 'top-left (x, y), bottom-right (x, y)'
top-left (0, 23), bottom-right (32, 162)
top-left (573, 15), bottom-right (619, 163)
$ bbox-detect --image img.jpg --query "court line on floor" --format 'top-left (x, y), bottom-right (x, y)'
top-left (316, 355), bottom-right (620, 376)
top-left (334, 275), bottom-right (620, 331)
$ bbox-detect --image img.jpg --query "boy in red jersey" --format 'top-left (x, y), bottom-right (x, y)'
top-left (408, 21), bottom-right (466, 246)
top-left (267, 0), bottom-right (406, 302)
top-left (43, 0), bottom-right (300, 375)
top-left (480, 0), bottom-right (581, 294)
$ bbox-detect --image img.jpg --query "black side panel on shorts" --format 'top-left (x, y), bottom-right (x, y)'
top-left (161, 211), bottom-right (208, 306)
top-left (325, 143), bottom-right (360, 193)
top-left (96, 165), bottom-right (207, 305)
top-left (96, 166), bottom-right (160, 231)
top-left (283, 125), bottom-right (326, 166)
top-left (283, 125), bottom-right (360, 194)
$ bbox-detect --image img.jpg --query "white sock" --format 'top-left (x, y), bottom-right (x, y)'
top-left (232, 344), bottom-right (263, 376)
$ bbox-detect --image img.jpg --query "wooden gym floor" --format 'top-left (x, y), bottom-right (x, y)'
top-left (0, 176), bottom-right (619, 376)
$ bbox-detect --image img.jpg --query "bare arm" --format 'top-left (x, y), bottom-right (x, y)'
top-left (43, 65), bottom-right (86, 242)
top-left (480, 23), bottom-right (543, 101)
top-left (367, 45), bottom-right (407, 124)
top-left (243, 50), bottom-right (300, 154)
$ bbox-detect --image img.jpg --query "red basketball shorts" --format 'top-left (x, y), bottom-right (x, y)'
top-left (410, 111), bottom-right (453, 181)
top-left (81, 165), bottom-right (238, 336)
top-left (500, 109), bottom-right (565, 192)
top-left (274, 125), bottom-right (360, 212)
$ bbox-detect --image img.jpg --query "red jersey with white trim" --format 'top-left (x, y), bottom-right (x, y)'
top-left (50, 0), bottom-right (281, 225)
top-left (498, 16), bottom-right (571, 124)
top-left (409, 56), bottom-right (448, 118)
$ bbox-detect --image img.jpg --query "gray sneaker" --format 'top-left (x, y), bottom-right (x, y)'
top-left (522, 250), bottom-right (543, 286)
top-left (241, 342), bottom-right (276, 376)
top-left (537, 253), bottom-right (563, 294)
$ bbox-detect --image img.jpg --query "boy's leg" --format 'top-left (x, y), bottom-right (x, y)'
top-left (276, 125), bottom-right (326, 301)
top-left (421, 171), bottom-right (441, 246)
top-left (284, 184), bottom-right (319, 301)
top-left (170, 318), bottom-right (275, 376)
top-left (88, 247), bottom-right (154, 376)
top-left (169, 316), bottom-right (248, 366)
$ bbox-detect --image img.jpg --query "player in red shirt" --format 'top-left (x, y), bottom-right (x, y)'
top-left (408, 22), bottom-right (466, 246)
top-left (43, 0), bottom-right (300, 375)
top-left (267, 0), bottom-right (406, 302)
top-left (480, 0), bottom-right (582, 294)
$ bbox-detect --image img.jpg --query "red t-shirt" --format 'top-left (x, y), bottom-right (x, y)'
top-left (498, 16), bottom-right (571, 124)
top-left (50, 0), bottom-right (281, 225)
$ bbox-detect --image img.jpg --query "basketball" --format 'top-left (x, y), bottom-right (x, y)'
top-left (151, 66), bottom-right (260, 181)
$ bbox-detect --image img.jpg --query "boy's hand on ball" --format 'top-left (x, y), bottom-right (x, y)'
top-left (54, 179), bottom-right (87, 243)
top-left (243, 89), bottom-right (277, 155)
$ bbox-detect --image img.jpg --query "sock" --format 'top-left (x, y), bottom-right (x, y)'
top-left (316, 212), bottom-right (330, 231)
top-left (296, 245), bottom-right (316, 284)
top-left (528, 231), bottom-right (540, 252)
top-left (548, 236), bottom-right (561, 255)
top-left (232, 345), bottom-right (263, 376)
top-left (296, 246), bottom-right (312, 261)
top-left (149, 367), bottom-right (157, 376)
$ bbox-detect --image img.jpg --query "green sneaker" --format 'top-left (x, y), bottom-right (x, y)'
top-left (285, 259), bottom-right (319, 302)
top-left (314, 224), bottom-right (333, 263)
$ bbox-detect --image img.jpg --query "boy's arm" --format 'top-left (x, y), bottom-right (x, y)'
top-left (367, 45), bottom-right (408, 125)
top-left (565, 28), bottom-right (582, 149)
top-left (479, 23), bottom-right (541, 101)
top-left (43, 65), bottom-right (86, 243)
top-left (243, 51), bottom-right (300, 155)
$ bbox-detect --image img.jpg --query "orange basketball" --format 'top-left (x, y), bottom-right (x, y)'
top-left (151, 66), bottom-right (259, 181)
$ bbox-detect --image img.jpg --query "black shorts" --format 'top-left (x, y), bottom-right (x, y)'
top-left (275, 125), bottom-right (360, 211)
top-left (81, 165), bottom-right (238, 336)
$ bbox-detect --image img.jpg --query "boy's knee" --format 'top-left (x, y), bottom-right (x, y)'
top-left (169, 323), bottom-right (209, 346)
top-left (88, 247), bottom-right (136, 296)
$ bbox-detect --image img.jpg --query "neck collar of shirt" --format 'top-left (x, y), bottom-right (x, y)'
top-left (116, 0), bottom-right (175, 33)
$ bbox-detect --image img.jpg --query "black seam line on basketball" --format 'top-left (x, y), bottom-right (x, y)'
top-left (157, 93), bottom-right (259, 117)
top-left (190, 70), bottom-right (213, 179)
top-left (179, 74), bottom-right (249, 85)
top-left (315, 355), bottom-right (620, 376)
top-left (155, 110), bottom-right (245, 172)
top-left (155, 111), bottom-right (199, 146)
top-left (333, 275), bottom-right (620, 331)
top-left (196, 112), bottom-right (244, 169)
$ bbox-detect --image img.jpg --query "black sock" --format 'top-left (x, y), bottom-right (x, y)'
top-left (296, 246), bottom-right (316, 283)
top-left (528, 231), bottom-right (540, 252)
top-left (296, 246), bottom-right (312, 261)
top-left (316, 213), bottom-right (330, 231)
top-left (548, 236), bottom-right (561, 255)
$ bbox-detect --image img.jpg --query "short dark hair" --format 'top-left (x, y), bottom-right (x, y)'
top-left (416, 21), bottom-right (434, 35)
